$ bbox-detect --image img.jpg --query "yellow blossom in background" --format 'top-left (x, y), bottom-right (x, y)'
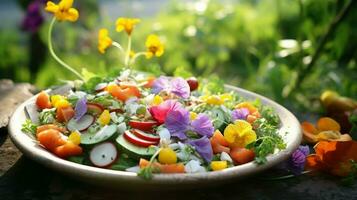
top-left (116, 18), bottom-right (140, 35)
top-left (224, 120), bottom-right (256, 148)
top-left (98, 28), bottom-right (113, 54)
top-left (145, 34), bottom-right (164, 58)
top-left (129, 50), bottom-right (136, 58)
top-left (45, 0), bottom-right (79, 22)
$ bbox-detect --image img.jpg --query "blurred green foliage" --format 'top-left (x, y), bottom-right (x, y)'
top-left (0, 0), bottom-right (356, 115)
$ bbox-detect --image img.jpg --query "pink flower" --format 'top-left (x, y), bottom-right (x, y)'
top-left (149, 100), bottom-right (183, 124)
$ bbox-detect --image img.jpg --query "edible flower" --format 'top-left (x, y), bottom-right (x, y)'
top-left (21, 0), bottom-right (44, 33)
top-left (235, 102), bottom-right (258, 113)
top-left (232, 108), bottom-right (250, 121)
top-left (165, 109), bottom-right (214, 140)
top-left (145, 34), bottom-right (164, 58)
top-left (74, 96), bottom-right (87, 121)
top-left (201, 93), bottom-right (232, 105)
top-left (115, 17), bottom-right (140, 35)
top-left (224, 120), bottom-right (257, 148)
top-left (165, 108), bottom-right (190, 140)
top-left (188, 136), bottom-right (213, 162)
top-left (190, 112), bottom-right (198, 120)
top-left (152, 95), bottom-right (163, 106)
top-left (149, 100), bottom-right (183, 124)
top-left (191, 114), bottom-right (214, 138)
top-left (152, 76), bottom-right (190, 99)
top-left (301, 117), bottom-right (352, 144)
top-left (279, 145), bottom-right (310, 175)
top-left (98, 28), bottom-right (113, 54)
top-left (306, 141), bottom-right (357, 177)
top-left (45, 0), bottom-right (79, 22)
top-left (98, 110), bottom-right (111, 126)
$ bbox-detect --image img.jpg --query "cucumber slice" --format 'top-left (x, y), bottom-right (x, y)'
top-left (81, 125), bottom-right (117, 145)
top-left (115, 134), bottom-right (155, 159)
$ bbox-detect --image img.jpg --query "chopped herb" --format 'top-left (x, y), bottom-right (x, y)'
top-left (39, 108), bottom-right (56, 124)
top-left (21, 119), bottom-right (37, 137)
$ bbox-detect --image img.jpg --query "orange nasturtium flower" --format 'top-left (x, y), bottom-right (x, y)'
top-left (98, 29), bottom-right (113, 54)
top-left (45, 0), bottom-right (79, 22)
top-left (301, 117), bottom-right (352, 144)
top-left (115, 18), bottom-right (140, 35)
top-left (306, 141), bottom-right (357, 177)
top-left (145, 34), bottom-right (164, 58)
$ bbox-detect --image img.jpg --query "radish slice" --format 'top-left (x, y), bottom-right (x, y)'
top-left (87, 103), bottom-right (104, 115)
top-left (95, 83), bottom-right (108, 92)
top-left (132, 129), bottom-right (160, 142)
top-left (124, 130), bottom-right (158, 147)
top-left (128, 120), bottom-right (158, 132)
top-left (67, 114), bottom-right (95, 132)
top-left (90, 142), bottom-right (118, 168)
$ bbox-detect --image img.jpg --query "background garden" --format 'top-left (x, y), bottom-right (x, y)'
top-left (0, 0), bottom-right (356, 118)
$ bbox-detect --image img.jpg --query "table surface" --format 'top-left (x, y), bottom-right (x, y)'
top-left (0, 80), bottom-right (356, 200)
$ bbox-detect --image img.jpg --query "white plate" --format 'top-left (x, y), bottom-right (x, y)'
top-left (8, 85), bottom-right (301, 189)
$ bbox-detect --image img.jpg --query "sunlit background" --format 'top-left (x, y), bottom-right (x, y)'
top-left (0, 0), bottom-right (356, 116)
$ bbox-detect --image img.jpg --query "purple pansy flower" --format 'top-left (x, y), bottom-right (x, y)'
top-left (21, 1), bottom-right (45, 33)
top-left (188, 136), bottom-right (213, 162)
top-left (232, 108), bottom-right (249, 121)
top-left (279, 145), bottom-right (310, 175)
top-left (165, 108), bottom-right (190, 140)
top-left (152, 76), bottom-right (190, 98)
top-left (74, 97), bottom-right (87, 121)
top-left (191, 114), bottom-right (214, 137)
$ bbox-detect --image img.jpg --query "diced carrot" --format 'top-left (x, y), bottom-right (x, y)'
top-left (36, 91), bottom-right (52, 110)
top-left (139, 158), bottom-right (185, 173)
top-left (37, 129), bottom-right (66, 151)
top-left (246, 115), bottom-right (258, 124)
top-left (56, 106), bottom-right (74, 122)
top-left (211, 130), bottom-right (229, 147)
top-left (143, 77), bottom-right (155, 88)
top-left (159, 163), bottom-right (185, 174)
top-left (107, 84), bottom-right (141, 102)
top-left (54, 142), bottom-right (83, 158)
top-left (36, 124), bottom-right (67, 136)
top-left (230, 147), bottom-right (255, 165)
top-left (211, 137), bottom-right (230, 154)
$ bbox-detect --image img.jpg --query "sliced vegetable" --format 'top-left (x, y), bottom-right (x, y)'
top-left (95, 83), bottom-right (108, 92)
top-left (132, 129), bottom-right (160, 142)
top-left (230, 147), bottom-right (255, 165)
top-left (36, 124), bottom-right (67, 136)
top-left (139, 158), bottom-right (185, 174)
top-left (87, 103), bottom-right (104, 115)
top-left (36, 91), bottom-right (52, 110)
top-left (124, 130), bottom-right (158, 147)
top-left (56, 106), bottom-right (75, 122)
top-left (67, 114), bottom-right (95, 132)
top-left (116, 134), bottom-right (155, 159)
top-left (129, 120), bottom-right (158, 132)
top-left (37, 129), bottom-right (66, 151)
top-left (80, 125), bottom-right (117, 145)
top-left (54, 142), bottom-right (83, 158)
top-left (89, 142), bottom-right (118, 167)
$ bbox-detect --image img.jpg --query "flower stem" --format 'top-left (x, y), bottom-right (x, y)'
top-left (129, 52), bottom-right (147, 65)
top-left (112, 41), bottom-right (125, 53)
top-left (48, 17), bottom-right (84, 81)
top-left (124, 35), bottom-right (132, 68)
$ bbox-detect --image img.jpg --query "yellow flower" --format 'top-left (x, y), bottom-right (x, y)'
top-left (224, 120), bottom-right (257, 148)
top-left (190, 112), bottom-right (198, 120)
top-left (115, 18), bottom-right (140, 35)
top-left (201, 93), bottom-right (232, 105)
top-left (145, 34), bottom-right (164, 58)
top-left (45, 0), bottom-right (79, 22)
top-left (98, 28), bottom-right (113, 54)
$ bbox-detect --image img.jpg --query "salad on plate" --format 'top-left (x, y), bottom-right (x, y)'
top-left (22, 69), bottom-right (286, 179)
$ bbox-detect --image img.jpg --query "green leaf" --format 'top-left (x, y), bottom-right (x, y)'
top-left (81, 68), bottom-right (96, 82)
top-left (110, 154), bottom-right (138, 171)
